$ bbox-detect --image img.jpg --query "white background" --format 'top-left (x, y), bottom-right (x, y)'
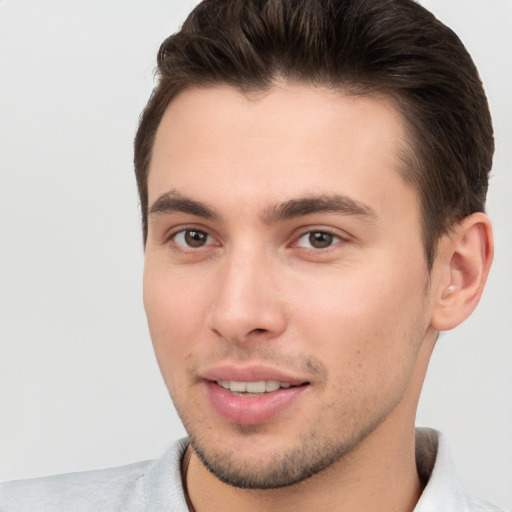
top-left (1, 1), bottom-right (511, 509)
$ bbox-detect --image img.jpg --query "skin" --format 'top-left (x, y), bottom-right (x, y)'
top-left (143, 83), bottom-right (493, 512)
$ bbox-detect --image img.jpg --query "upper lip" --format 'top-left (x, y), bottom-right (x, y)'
top-left (201, 365), bottom-right (309, 385)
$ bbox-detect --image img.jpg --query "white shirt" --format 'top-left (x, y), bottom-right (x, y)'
top-left (0, 428), bottom-right (505, 511)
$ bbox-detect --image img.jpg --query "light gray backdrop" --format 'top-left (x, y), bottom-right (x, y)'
top-left (0, 1), bottom-right (510, 509)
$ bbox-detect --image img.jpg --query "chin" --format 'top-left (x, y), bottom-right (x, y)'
top-left (186, 421), bottom-right (372, 490)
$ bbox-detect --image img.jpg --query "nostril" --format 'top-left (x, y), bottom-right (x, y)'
top-left (250, 328), bottom-right (267, 335)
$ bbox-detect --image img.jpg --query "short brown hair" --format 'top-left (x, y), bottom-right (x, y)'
top-left (134, 0), bottom-right (494, 268)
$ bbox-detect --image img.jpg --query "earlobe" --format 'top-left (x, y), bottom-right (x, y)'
top-left (431, 212), bottom-right (494, 331)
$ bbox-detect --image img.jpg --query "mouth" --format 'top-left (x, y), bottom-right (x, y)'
top-left (204, 375), bottom-right (310, 425)
top-left (215, 379), bottom-right (305, 395)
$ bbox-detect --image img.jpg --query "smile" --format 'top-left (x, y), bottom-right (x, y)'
top-left (216, 380), bottom-right (296, 394)
top-left (206, 379), bottom-right (309, 425)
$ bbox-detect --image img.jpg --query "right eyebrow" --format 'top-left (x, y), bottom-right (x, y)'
top-left (262, 194), bottom-right (377, 224)
top-left (148, 190), bottom-right (218, 220)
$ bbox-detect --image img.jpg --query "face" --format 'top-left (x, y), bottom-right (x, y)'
top-left (144, 83), bottom-right (437, 489)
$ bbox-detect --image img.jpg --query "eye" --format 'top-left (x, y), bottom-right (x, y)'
top-left (172, 228), bottom-right (212, 248)
top-left (296, 230), bottom-right (342, 249)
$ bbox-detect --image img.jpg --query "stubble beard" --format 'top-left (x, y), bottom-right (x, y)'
top-left (170, 294), bottom-right (430, 490)
top-left (181, 410), bottom-right (389, 490)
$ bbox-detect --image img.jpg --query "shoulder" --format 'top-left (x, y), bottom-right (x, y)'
top-left (0, 459), bottom-right (150, 511)
top-left (466, 494), bottom-right (509, 512)
top-left (0, 438), bottom-right (190, 512)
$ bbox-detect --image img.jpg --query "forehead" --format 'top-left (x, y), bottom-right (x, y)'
top-left (148, 83), bottom-right (415, 220)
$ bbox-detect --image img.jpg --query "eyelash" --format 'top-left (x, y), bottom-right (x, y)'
top-left (292, 229), bottom-right (348, 252)
top-left (166, 226), bottom-right (348, 254)
top-left (166, 226), bottom-right (216, 252)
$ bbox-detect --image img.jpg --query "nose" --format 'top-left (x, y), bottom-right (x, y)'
top-left (206, 248), bottom-right (287, 344)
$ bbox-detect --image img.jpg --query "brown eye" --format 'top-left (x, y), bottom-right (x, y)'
top-left (309, 232), bottom-right (334, 248)
top-left (296, 231), bottom-right (341, 249)
top-left (174, 229), bottom-right (210, 248)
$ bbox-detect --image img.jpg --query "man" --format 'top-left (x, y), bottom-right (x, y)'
top-left (0, 0), bottom-right (506, 510)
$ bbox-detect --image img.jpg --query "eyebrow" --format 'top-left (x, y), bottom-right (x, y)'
top-left (148, 190), bottom-right (377, 224)
top-left (262, 194), bottom-right (377, 223)
top-left (148, 190), bottom-right (218, 220)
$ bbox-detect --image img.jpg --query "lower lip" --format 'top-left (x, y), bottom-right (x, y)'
top-left (205, 381), bottom-right (308, 425)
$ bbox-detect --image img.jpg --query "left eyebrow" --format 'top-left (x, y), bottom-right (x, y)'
top-left (262, 194), bottom-right (377, 223)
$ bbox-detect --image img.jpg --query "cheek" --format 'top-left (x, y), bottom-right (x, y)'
top-left (143, 263), bottom-right (210, 378)
top-left (292, 259), bottom-right (428, 381)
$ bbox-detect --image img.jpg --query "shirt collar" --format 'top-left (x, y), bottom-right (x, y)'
top-left (414, 427), bottom-right (470, 512)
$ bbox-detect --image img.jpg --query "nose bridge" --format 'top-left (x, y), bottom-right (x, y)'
top-left (207, 240), bottom-right (286, 342)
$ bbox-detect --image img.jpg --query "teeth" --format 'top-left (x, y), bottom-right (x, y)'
top-left (216, 380), bottom-right (295, 393)
top-left (230, 381), bottom-right (246, 392)
top-left (246, 381), bottom-right (266, 393)
top-left (265, 380), bottom-right (280, 392)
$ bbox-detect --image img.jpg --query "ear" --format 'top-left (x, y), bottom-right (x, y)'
top-left (430, 212), bottom-right (494, 331)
